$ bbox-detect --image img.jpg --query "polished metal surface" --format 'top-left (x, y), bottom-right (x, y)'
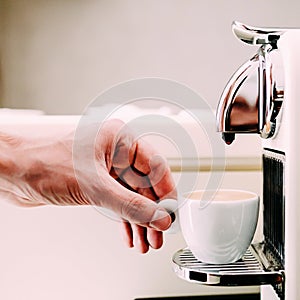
top-left (232, 21), bottom-right (285, 46)
top-left (216, 22), bottom-right (285, 144)
top-left (172, 245), bottom-right (284, 292)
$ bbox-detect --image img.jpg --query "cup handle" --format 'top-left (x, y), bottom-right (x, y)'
top-left (157, 199), bottom-right (180, 234)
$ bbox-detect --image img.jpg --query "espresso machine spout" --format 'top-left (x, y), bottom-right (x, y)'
top-left (216, 21), bottom-right (285, 144)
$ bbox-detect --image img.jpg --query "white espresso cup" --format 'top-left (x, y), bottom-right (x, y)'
top-left (159, 189), bottom-right (259, 264)
top-left (179, 189), bottom-right (259, 264)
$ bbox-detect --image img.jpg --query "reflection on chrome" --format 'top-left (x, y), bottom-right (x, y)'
top-left (216, 21), bottom-right (285, 144)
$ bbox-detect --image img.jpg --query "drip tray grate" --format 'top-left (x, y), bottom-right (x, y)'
top-left (172, 246), bottom-right (283, 286)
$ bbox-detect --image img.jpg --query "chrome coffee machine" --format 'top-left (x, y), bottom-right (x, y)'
top-left (173, 22), bottom-right (300, 299)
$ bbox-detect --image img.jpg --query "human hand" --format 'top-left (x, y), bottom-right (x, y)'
top-left (0, 119), bottom-right (176, 253)
top-left (95, 119), bottom-right (177, 253)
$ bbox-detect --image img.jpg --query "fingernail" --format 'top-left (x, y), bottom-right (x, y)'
top-left (149, 208), bottom-right (171, 231)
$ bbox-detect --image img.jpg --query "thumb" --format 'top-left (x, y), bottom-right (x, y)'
top-left (122, 193), bottom-right (172, 231)
top-left (102, 178), bottom-right (172, 231)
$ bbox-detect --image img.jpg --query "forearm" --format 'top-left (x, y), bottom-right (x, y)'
top-left (0, 114), bottom-right (80, 175)
top-left (0, 132), bottom-right (37, 206)
top-left (0, 115), bottom-right (80, 206)
top-left (0, 133), bottom-right (19, 179)
top-left (0, 115), bottom-right (174, 252)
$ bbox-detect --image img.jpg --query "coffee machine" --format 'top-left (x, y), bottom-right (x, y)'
top-left (172, 22), bottom-right (300, 299)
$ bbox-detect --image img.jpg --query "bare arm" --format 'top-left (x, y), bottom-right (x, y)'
top-left (0, 118), bottom-right (176, 253)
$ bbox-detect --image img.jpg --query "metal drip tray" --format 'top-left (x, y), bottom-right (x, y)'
top-left (172, 245), bottom-right (284, 287)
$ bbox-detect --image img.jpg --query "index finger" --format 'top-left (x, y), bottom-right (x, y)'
top-left (132, 138), bottom-right (177, 200)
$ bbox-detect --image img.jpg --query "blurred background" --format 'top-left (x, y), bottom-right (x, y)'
top-left (1, 0), bottom-right (300, 114)
top-left (1, 1), bottom-right (300, 300)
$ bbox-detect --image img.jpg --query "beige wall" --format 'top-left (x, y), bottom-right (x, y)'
top-left (1, 0), bottom-right (300, 114)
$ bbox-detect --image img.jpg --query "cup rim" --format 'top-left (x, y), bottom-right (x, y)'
top-left (182, 188), bottom-right (258, 203)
